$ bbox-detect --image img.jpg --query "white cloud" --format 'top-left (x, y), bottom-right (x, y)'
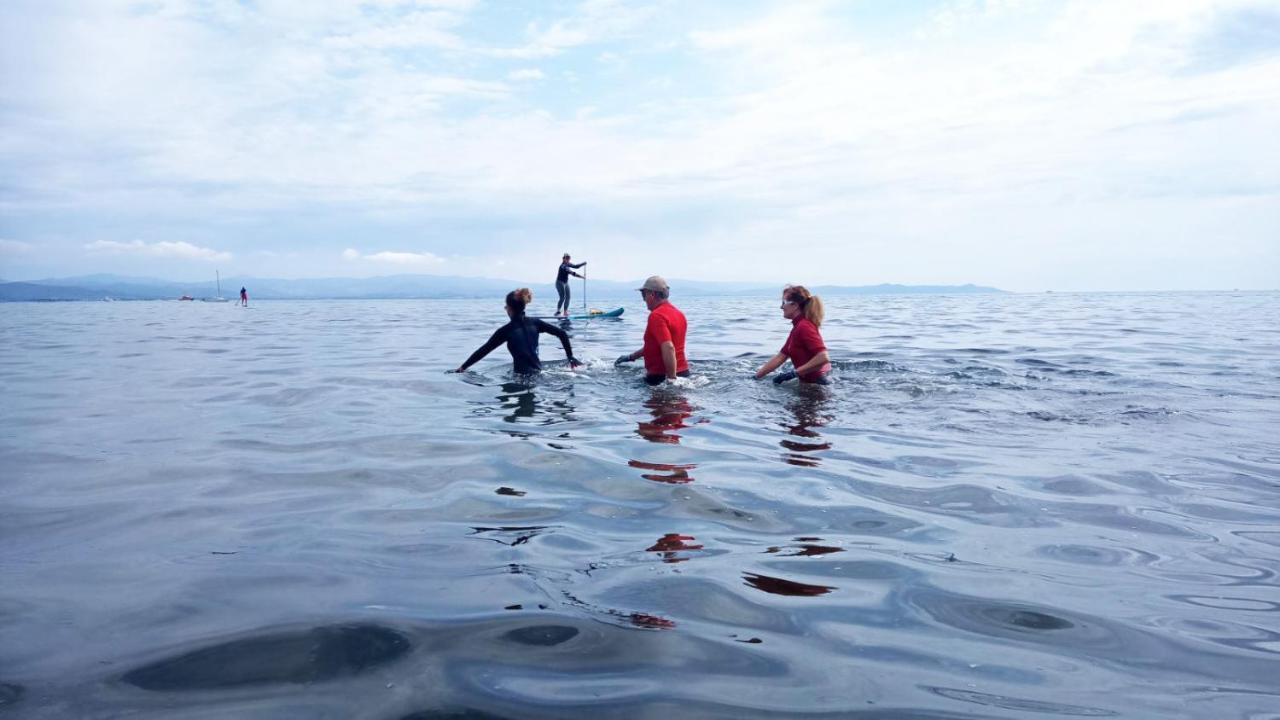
top-left (343, 249), bottom-right (445, 266)
top-left (3, 0), bottom-right (1277, 288)
top-left (84, 240), bottom-right (232, 262)
top-left (508, 68), bottom-right (546, 81)
top-left (0, 239), bottom-right (34, 255)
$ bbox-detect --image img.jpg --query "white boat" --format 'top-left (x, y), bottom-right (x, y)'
top-left (202, 270), bottom-right (230, 303)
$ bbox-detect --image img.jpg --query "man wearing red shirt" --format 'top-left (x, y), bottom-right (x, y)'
top-left (615, 276), bottom-right (689, 385)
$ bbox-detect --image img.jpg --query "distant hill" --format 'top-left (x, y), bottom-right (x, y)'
top-left (0, 274), bottom-right (1006, 301)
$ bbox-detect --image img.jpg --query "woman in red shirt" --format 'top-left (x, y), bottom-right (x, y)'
top-left (755, 285), bottom-right (831, 385)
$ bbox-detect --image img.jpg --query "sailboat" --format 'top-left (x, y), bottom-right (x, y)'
top-left (202, 270), bottom-right (230, 303)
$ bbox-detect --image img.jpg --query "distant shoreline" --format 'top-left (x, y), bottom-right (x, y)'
top-left (0, 275), bottom-right (1009, 302)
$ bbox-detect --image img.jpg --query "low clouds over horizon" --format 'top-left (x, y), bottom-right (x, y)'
top-left (1, 0), bottom-right (1277, 291)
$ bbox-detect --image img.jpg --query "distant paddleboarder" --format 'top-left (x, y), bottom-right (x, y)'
top-left (453, 288), bottom-right (581, 374)
top-left (239, 286), bottom-right (248, 307)
top-left (555, 253), bottom-right (587, 317)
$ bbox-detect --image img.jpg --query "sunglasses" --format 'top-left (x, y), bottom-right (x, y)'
top-left (780, 300), bottom-right (797, 308)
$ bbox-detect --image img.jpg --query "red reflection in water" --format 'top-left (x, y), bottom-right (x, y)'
top-left (647, 533), bottom-right (704, 563)
top-left (629, 613), bottom-right (676, 629)
top-left (742, 572), bottom-right (835, 597)
top-left (628, 459), bottom-right (696, 484)
top-left (636, 396), bottom-right (701, 444)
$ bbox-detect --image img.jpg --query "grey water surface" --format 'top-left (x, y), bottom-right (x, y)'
top-left (2, 292), bottom-right (1278, 719)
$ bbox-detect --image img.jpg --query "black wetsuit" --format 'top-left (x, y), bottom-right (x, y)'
top-left (461, 315), bottom-right (574, 374)
top-left (555, 261), bottom-right (585, 314)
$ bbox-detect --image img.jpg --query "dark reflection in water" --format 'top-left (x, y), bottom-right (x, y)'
top-left (399, 710), bottom-right (517, 720)
top-left (923, 686), bottom-right (1118, 716)
top-left (766, 539), bottom-right (843, 557)
top-left (469, 525), bottom-right (552, 546)
top-left (646, 533), bottom-right (704, 563)
top-left (779, 389), bottom-right (834, 467)
top-left (742, 572), bottom-right (835, 597)
top-left (121, 624), bottom-right (410, 690)
top-left (502, 625), bottom-right (579, 646)
top-left (498, 381), bottom-right (537, 421)
top-left (628, 459), bottom-right (696, 484)
top-left (0, 683), bottom-right (23, 707)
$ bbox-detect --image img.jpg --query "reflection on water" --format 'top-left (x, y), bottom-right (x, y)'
top-left (627, 459), bottom-right (696, 484)
top-left (765, 539), bottom-right (843, 556)
top-left (646, 533), bottom-right (704, 563)
top-left (779, 389), bottom-right (833, 467)
top-left (3, 294), bottom-right (1279, 718)
top-left (635, 392), bottom-right (699, 444)
top-left (122, 624), bottom-right (411, 690)
top-left (742, 572), bottom-right (836, 597)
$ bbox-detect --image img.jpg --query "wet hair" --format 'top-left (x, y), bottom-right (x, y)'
top-left (506, 287), bottom-right (533, 314)
top-left (784, 285), bottom-right (824, 327)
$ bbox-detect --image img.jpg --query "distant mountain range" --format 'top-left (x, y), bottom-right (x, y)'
top-left (0, 274), bottom-right (1006, 301)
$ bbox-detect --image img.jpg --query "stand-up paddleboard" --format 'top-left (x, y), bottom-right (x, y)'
top-left (532, 307), bottom-right (624, 320)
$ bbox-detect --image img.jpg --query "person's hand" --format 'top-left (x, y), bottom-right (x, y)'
top-left (568, 356), bottom-right (582, 368)
top-left (615, 354), bottom-right (633, 366)
top-left (773, 370), bottom-right (797, 385)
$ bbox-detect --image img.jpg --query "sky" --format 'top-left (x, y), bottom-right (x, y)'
top-left (1, 0), bottom-right (1277, 291)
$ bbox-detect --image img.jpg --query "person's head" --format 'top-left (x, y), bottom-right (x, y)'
top-left (505, 287), bottom-right (533, 316)
top-left (782, 285), bottom-right (824, 327)
top-left (637, 275), bottom-right (669, 310)
top-left (562, 253), bottom-right (571, 262)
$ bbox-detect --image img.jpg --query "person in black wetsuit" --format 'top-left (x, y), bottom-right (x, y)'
top-left (453, 288), bottom-right (581, 374)
top-left (555, 253), bottom-right (587, 316)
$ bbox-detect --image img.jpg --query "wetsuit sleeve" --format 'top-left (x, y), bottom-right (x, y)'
top-left (460, 326), bottom-right (508, 370)
top-left (534, 319), bottom-right (574, 358)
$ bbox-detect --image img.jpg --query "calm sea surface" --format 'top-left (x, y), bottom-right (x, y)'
top-left (2, 292), bottom-right (1278, 719)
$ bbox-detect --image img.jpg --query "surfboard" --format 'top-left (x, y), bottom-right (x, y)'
top-left (532, 307), bottom-right (624, 320)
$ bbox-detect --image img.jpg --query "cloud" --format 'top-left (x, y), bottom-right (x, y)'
top-left (508, 68), bottom-right (546, 81)
top-left (343, 248), bottom-right (445, 266)
top-left (84, 240), bottom-right (232, 261)
top-left (3, 0), bottom-right (1277, 289)
top-left (0, 239), bottom-right (34, 255)
top-left (485, 0), bottom-right (659, 58)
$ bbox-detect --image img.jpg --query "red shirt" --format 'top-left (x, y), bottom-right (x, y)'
top-left (643, 301), bottom-right (688, 376)
top-left (781, 317), bottom-right (830, 382)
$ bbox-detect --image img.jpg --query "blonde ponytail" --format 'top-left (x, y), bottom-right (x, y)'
top-left (784, 285), bottom-right (824, 328)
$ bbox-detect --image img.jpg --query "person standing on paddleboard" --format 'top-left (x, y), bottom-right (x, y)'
top-left (615, 276), bottom-right (689, 385)
top-left (239, 286), bottom-right (248, 307)
top-left (755, 285), bottom-right (831, 385)
top-left (454, 288), bottom-right (581, 374)
top-left (555, 253), bottom-right (587, 317)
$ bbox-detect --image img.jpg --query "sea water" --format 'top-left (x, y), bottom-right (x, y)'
top-left (1, 292), bottom-right (1278, 719)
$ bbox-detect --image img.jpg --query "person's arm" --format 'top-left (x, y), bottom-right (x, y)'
top-left (456, 328), bottom-right (506, 372)
top-left (793, 350), bottom-right (830, 377)
top-left (572, 261), bottom-right (587, 269)
top-left (755, 352), bottom-right (788, 379)
top-left (536, 319), bottom-right (579, 366)
top-left (661, 341), bottom-right (677, 380)
top-left (615, 348), bottom-right (643, 365)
